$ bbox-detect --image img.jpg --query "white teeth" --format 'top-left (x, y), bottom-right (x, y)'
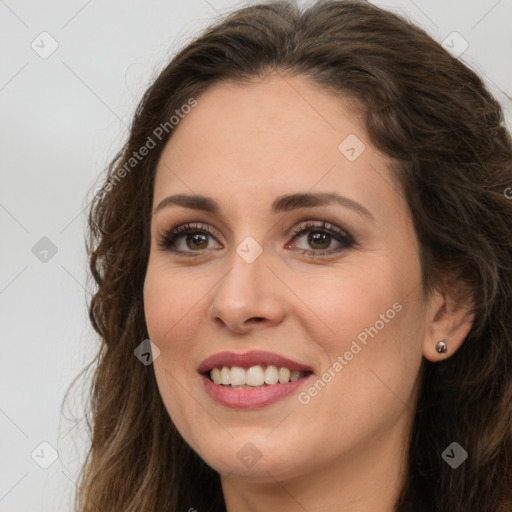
top-left (220, 367), bottom-right (231, 385)
top-left (290, 370), bottom-right (301, 382)
top-left (211, 367), bottom-right (222, 385)
top-left (209, 364), bottom-right (309, 387)
top-left (230, 366), bottom-right (246, 386)
top-left (278, 367), bottom-right (291, 383)
top-left (246, 365), bottom-right (265, 386)
top-left (264, 365), bottom-right (279, 385)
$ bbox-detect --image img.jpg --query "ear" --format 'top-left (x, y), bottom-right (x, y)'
top-left (422, 283), bottom-right (475, 362)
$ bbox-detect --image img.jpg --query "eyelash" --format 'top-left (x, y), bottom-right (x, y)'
top-left (158, 220), bottom-right (356, 258)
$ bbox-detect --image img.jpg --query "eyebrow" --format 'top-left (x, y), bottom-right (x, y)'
top-left (153, 191), bottom-right (374, 221)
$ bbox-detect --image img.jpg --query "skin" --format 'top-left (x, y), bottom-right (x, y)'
top-left (143, 74), bottom-right (475, 511)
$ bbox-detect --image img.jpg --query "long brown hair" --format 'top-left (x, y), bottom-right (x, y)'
top-left (65, 1), bottom-right (512, 510)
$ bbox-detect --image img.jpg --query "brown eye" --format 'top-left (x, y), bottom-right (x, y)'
top-left (306, 231), bottom-right (332, 250)
top-left (288, 220), bottom-right (355, 256)
top-left (159, 223), bottom-right (221, 255)
top-left (184, 233), bottom-right (209, 250)
top-left (159, 220), bottom-right (356, 258)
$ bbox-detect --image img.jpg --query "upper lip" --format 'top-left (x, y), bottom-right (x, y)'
top-left (197, 350), bottom-right (315, 374)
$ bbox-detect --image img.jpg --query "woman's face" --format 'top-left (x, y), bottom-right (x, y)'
top-left (143, 75), bottom-right (429, 484)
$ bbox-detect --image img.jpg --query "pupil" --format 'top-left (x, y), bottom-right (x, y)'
top-left (185, 231), bottom-right (331, 251)
top-left (188, 233), bottom-right (207, 249)
top-left (309, 232), bottom-right (329, 249)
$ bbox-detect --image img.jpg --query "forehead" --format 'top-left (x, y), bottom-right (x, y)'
top-left (161, 74), bottom-right (365, 166)
top-left (153, 74), bottom-right (403, 221)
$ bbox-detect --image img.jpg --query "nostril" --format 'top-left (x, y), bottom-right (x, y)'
top-left (246, 317), bottom-right (265, 325)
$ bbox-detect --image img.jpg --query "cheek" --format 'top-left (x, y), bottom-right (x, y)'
top-left (143, 262), bottom-right (204, 346)
top-left (300, 260), bottom-right (424, 421)
top-left (306, 261), bottom-right (400, 350)
top-left (143, 262), bottom-right (214, 396)
top-left (143, 266), bottom-right (207, 449)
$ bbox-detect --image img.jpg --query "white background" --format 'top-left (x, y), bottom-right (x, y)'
top-left (1, 1), bottom-right (511, 510)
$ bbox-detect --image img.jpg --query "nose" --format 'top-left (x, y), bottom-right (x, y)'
top-left (208, 249), bottom-right (286, 334)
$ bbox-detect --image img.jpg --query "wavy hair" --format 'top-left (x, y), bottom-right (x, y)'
top-left (66, 1), bottom-right (512, 510)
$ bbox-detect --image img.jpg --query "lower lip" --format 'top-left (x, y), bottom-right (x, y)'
top-left (200, 373), bottom-right (313, 409)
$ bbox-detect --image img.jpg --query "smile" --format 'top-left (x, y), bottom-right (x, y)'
top-left (197, 350), bottom-right (315, 409)
top-left (200, 372), bottom-right (313, 409)
top-left (209, 365), bottom-right (311, 387)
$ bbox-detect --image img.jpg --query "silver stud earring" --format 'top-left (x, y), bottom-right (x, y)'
top-left (436, 339), bottom-right (448, 354)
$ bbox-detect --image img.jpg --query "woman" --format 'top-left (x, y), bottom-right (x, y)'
top-left (71, 0), bottom-right (512, 510)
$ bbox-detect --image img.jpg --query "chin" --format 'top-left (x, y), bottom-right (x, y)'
top-left (189, 432), bottom-right (309, 482)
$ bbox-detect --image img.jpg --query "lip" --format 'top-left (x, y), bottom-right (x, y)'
top-left (200, 373), bottom-right (314, 409)
top-left (197, 350), bottom-right (315, 374)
